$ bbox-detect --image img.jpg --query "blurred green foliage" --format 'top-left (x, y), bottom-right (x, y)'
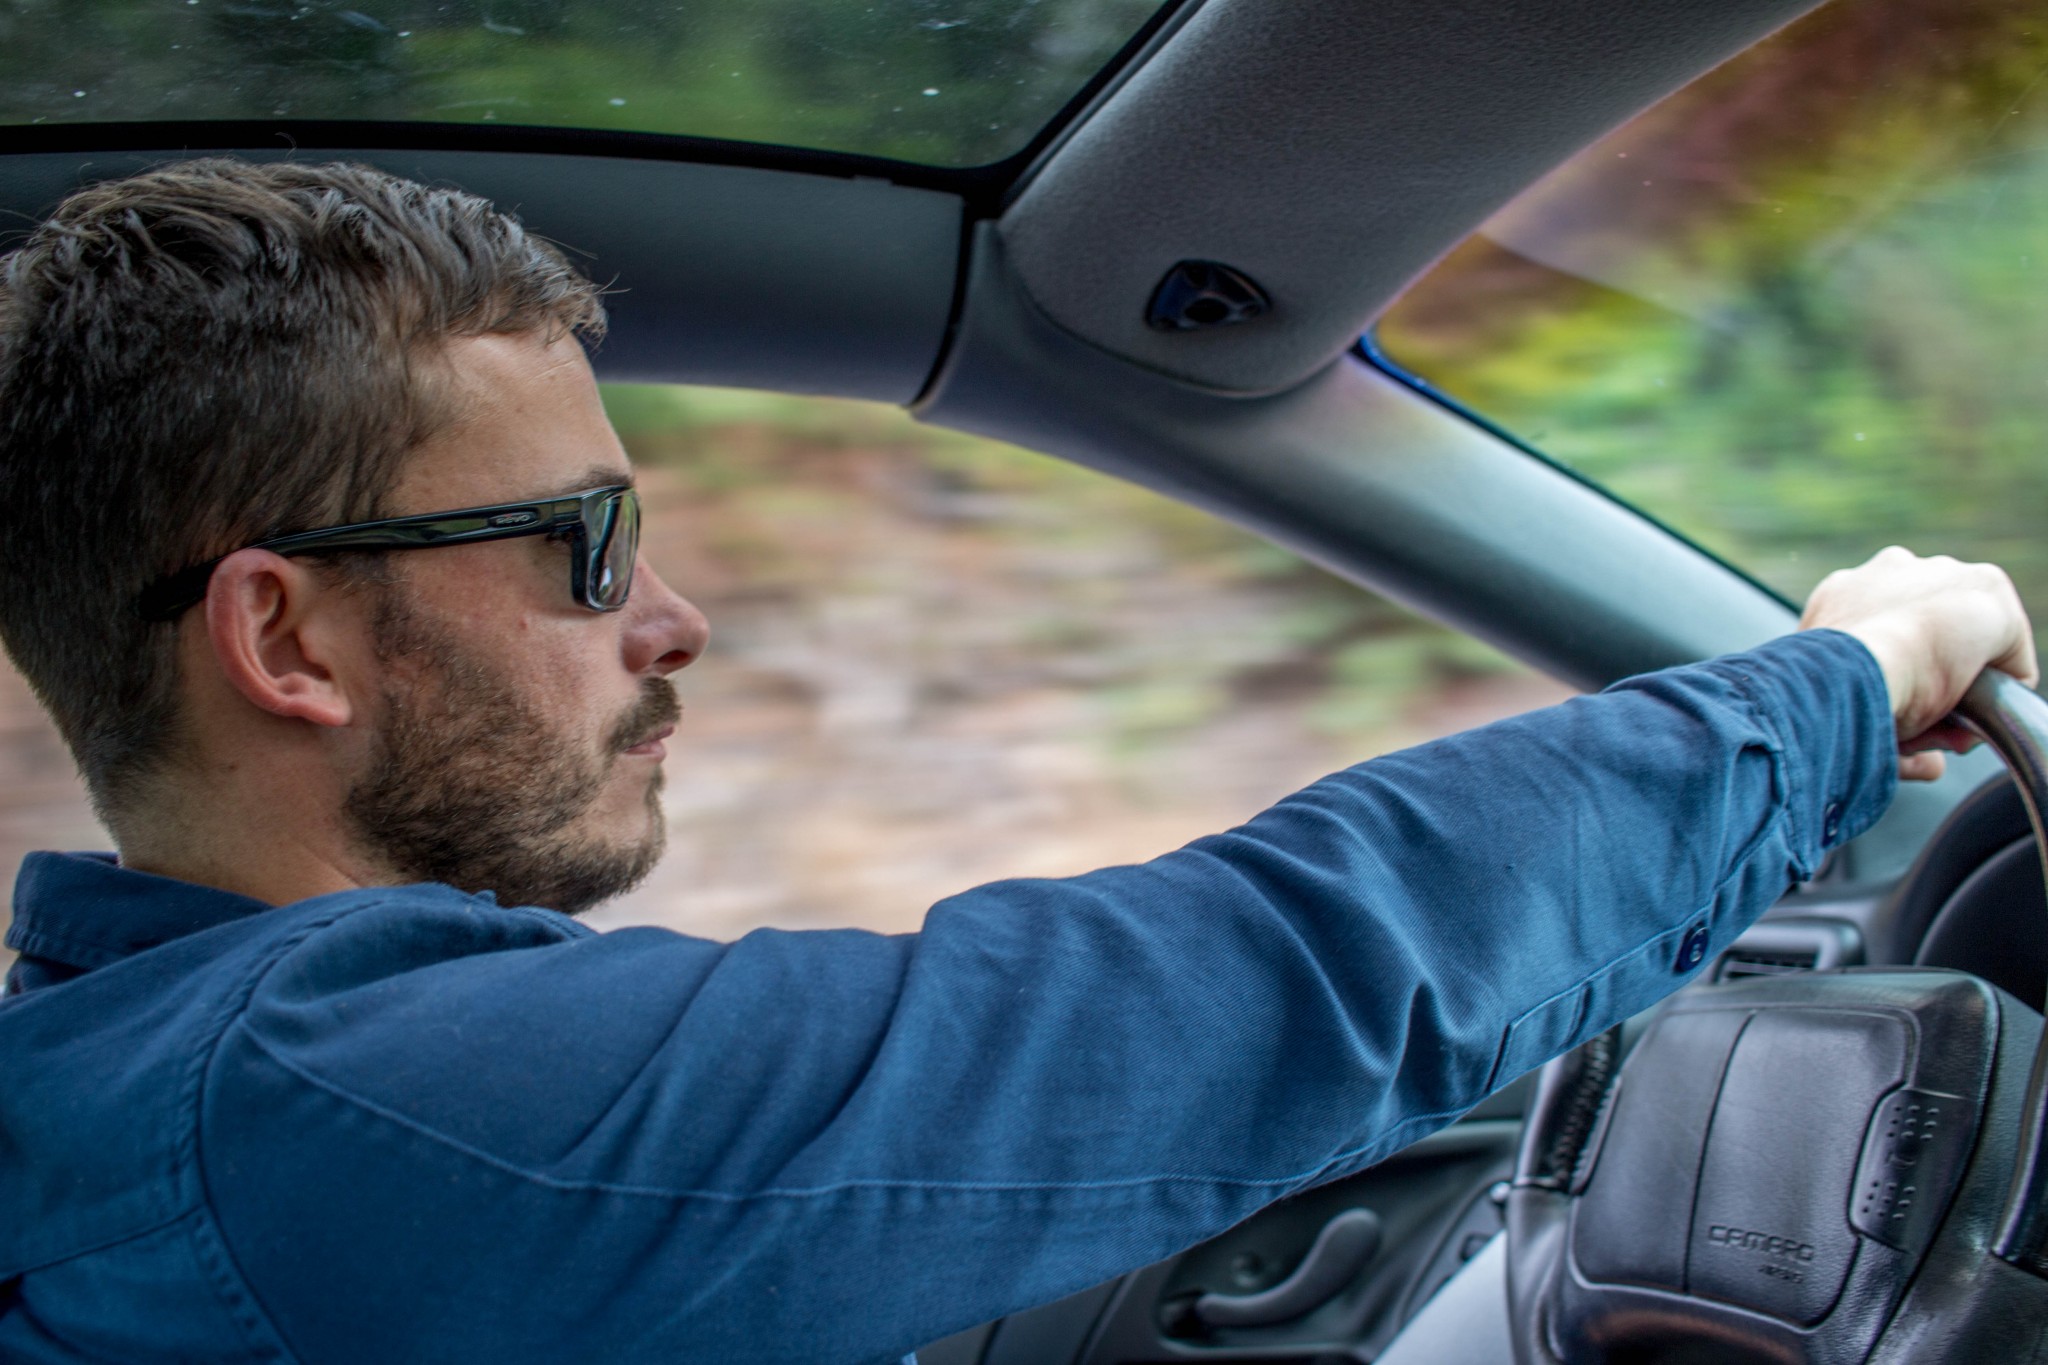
top-left (1379, 0), bottom-right (2048, 626)
top-left (0, 0), bottom-right (1157, 165)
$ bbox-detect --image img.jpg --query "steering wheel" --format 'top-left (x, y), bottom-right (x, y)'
top-left (1506, 670), bottom-right (2048, 1364)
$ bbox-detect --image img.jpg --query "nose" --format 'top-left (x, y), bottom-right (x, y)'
top-left (623, 557), bottom-right (710, 676)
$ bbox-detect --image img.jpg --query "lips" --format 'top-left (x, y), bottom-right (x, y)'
top-left (623, 724), bottom-right (674, 755)
top-left (610, 679), bottom-right (684, 755)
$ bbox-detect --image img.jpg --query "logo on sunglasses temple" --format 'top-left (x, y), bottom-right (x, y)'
top-left (489, 511), bottom-right (540, 528)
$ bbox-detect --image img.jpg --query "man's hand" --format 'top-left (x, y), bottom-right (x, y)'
top-left (1801, 546), bottom-right (2039, 781)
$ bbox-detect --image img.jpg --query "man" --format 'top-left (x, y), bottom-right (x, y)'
top-left (0, 160), bottom-right (2033, 1363)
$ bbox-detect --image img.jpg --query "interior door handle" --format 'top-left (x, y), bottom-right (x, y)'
top-left (1192, 1207), bottom-right (1383, 1329)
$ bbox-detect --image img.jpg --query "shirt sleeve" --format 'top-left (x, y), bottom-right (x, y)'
top-left (201, 628), bottom-right (1897, 1365)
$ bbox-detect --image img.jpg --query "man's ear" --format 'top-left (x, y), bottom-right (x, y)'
top-left (200, 548), bottom-right (359, 729)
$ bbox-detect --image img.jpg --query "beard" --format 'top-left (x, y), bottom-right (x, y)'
top-left (342, 586), bottom-right (680, 915)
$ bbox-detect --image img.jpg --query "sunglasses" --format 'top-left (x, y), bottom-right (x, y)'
top-left (135, 485), bottom-right (641, 622)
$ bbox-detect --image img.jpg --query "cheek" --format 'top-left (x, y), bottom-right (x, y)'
top-left (402, 555), bottom-right (633, 723)
top-left (519, 627), bottom-right (635, 733)
top-left (415, 537), bottom-right (565, 618)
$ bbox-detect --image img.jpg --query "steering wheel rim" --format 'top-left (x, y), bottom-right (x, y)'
top-left (1504, 669), bottom-right (2048, 1365)
top-left (1956, 671), bottom-right (2048, 1270)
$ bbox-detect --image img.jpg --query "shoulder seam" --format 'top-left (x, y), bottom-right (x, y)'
top-left (183, 893), bottom-right (552, 1360)
top-left (180, 900), bottom-right (378, 1362)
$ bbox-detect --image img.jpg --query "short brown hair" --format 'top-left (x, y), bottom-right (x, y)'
top-left (0, 158), bottom-right (605, 822)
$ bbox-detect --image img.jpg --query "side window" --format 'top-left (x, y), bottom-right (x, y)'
top-left (0, 388), bottom-right (1569, 955)
top-left (595, 388), bottom-right (1570, 937)
top-left (1375, 0), bottom-right (2048, 626)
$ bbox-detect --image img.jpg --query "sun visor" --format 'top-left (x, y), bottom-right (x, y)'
top-left (0, 150), bottom-right (961, 403)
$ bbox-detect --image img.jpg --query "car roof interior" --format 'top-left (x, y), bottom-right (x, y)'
top-left (0, 0), bottom-right (1991, 873)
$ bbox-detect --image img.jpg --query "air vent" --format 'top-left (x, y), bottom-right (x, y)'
top-left (1712, 918), bottom-right (1862, 984)
top-left (1717, 947), bottom-right (1821, 981)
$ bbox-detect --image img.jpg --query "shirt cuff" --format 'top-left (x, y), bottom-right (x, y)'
top-left (1697, 628), bottom-right (1899, 880)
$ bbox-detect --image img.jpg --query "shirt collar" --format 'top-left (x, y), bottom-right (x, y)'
top-left (5, 851), bottom-right (273, 974)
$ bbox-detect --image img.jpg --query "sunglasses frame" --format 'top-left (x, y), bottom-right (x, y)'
top-left (135, 485), bottom-right (639, 622)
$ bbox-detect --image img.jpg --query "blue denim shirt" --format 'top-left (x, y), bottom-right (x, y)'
top-left (0, 630), bottom-right (1896, 1364)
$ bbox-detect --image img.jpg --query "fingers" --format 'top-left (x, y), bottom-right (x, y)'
top-left (1987, 564), bottom-right (2041, 688)
top-left (1899, 751), bottom-right (1948, 783)
top-left (1900, 720), bottom-right (1980, 755)
top-left (1801, 546), bottom-right (2038, 744)
top-left (1953, 558), bottom-right (2033, 682)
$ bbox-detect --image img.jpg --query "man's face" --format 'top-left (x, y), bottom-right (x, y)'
top-left (339, 332), bottom-right (710, 913)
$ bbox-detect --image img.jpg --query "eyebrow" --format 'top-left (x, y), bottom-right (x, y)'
top-left (534, 465), bottom-right (634, 501)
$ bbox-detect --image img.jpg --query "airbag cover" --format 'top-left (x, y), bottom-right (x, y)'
top-left (1547, 972), bottom-right (1999, 1364)
top-left (1573, 1009), bottom-right (1750, 1292)
top-left (1687, 1008), bottom-right (1906, 1324)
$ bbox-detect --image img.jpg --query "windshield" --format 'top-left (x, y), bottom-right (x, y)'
top-left (0, 0), bottom-right (1166, 167)
top-left (1376, 0), bottom-right (2048, 615)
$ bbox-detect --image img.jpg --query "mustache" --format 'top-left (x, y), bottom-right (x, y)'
top-left (609, 678), bottom-right (683, 753)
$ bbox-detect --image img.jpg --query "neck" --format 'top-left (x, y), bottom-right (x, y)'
top-left (118, 839), bottom-right (370, 908)
top-left (112, 775), bottom-right (387, 908)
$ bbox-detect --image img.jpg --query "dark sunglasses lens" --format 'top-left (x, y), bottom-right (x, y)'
top-left (588, 490), bottom-right (638, 610)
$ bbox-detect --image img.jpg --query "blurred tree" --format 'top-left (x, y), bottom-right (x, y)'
top-left (1379, 0), bottom-right (2048, 618)
top-left (0, 0), bottom-right (1159, 164)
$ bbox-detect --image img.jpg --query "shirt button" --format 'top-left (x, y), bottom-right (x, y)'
top-left (1675, 922), bottom-right (1711, 974)
top-left (1823, 801), bottom-right (1844, 845)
